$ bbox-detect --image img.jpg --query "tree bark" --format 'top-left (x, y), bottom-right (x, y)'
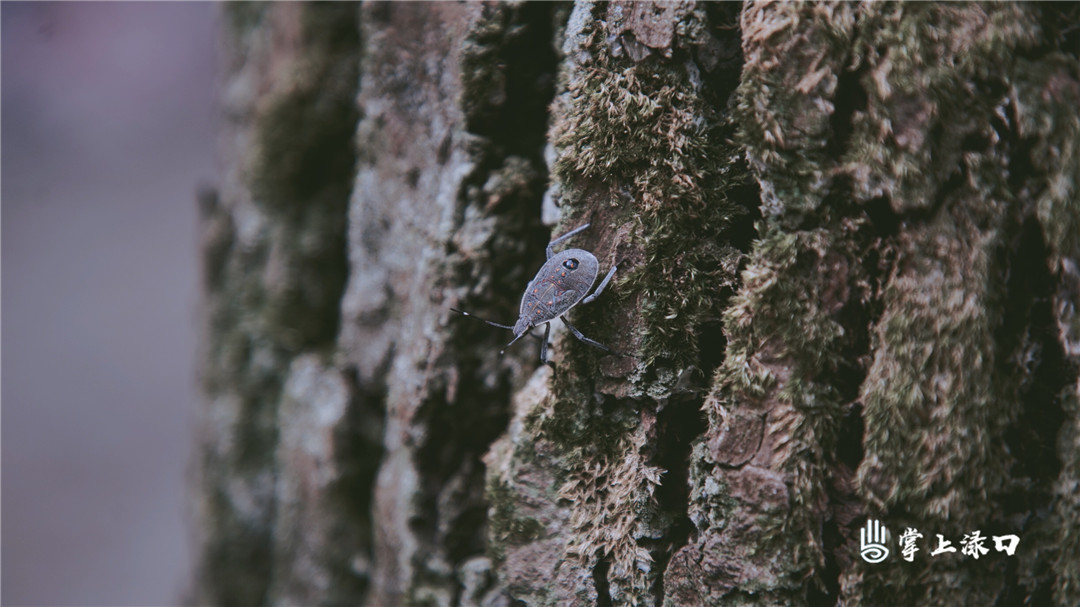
top-left (193, 2), bottom-right (1080, 606)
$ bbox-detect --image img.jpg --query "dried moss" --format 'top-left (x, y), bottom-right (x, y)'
top-left (857, 171), bottom-right (1014, 524)
top-left (690, 217), bottom-right (874, 602)
top-left (672, 4), bottom-right (872, 600)
top-left (736, 1), bottom-right (857, 223)
top-left (558, 431), bottom-right (666, 604)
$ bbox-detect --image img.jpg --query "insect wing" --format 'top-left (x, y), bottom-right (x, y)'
top-left (518, 249), bottom-right (598, 323)
top-left (520, 270), bottom-right (579, 323)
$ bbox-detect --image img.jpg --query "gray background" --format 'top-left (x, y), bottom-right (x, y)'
top-left (3, 3), bottom-right (219, 604)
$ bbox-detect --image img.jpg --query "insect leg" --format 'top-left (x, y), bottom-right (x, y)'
top-left (581, 262), bottom-right (618, 305)
top-left (450, 307), bottom-right (515, 330)
top-left (539, 322), bottom-right (554, 368)
top-left (546, 223), bottom-right (591, 259)
top-left (560, 316), bottom-right (615, 354)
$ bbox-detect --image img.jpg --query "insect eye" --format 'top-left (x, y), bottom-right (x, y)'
top-left (563, 258), bottom-right (579, 270)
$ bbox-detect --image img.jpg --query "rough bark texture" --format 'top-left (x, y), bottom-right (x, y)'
top-left (194, 2), bottom-right (1080, 606)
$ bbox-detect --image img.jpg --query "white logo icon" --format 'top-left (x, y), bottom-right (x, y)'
top-left (860, 519), bottom-right (890, 563)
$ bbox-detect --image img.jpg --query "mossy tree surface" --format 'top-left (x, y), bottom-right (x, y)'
top-left (195, 2), bottom-right (1080, 606)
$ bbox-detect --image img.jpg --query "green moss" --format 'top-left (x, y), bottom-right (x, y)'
top-left (727, 9), bottom-right (1069, 582)
top-left (736, 1), bottom-right (856, 222)
top-left (524, 5), bottom-right (753, 602)
top-left (489, 1), bottom-right (1077, 603)
top-left (551, 28), bottom-right (749, 393)
top-left (850, 18), bottom-right (1079, 606)
top-left (858, 183), bottom-right (1013, 522)
top-left (459, 1), bottom-right (559, 158)
top-left (695, 213), bottom-right (874, 592)
top-left (534, 388), bottom-right (639, 453)
top-left (841, 3), bottom-right (1041, 211)
top-left (715, 223), bottom-right (864, 397)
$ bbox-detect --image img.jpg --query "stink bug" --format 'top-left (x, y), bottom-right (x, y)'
top-left (452, 222), bottom-right (620, 365)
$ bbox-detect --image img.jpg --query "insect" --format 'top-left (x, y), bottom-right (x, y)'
top-left (452, 222), bottom-right (620, 365)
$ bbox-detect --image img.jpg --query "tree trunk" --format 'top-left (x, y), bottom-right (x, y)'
top-left (193, 2), bottom-right (1080, 606)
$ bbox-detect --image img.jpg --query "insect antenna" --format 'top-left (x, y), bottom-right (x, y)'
top-left (452, 308), bottom-right (547, 356)
top-left (450, 307), bottom-right (514, 330)
top-left (500, 332), bottom-right (527, 355)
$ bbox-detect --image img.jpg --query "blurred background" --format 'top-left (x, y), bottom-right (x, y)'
top-left (3, 3), bottom-right (219, 604)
